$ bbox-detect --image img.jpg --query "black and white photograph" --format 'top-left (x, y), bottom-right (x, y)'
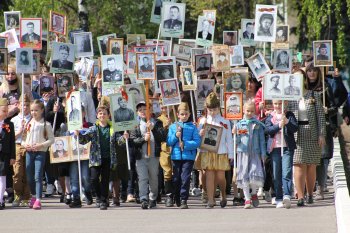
top-left (159, 79), bottom-right (181, 106)
top-left (127, 51), bottom-right (136, 74)
top-left (196, 15), bottom-right (215, 47)
top-left (156, 56), bottom-right (176, 90)
top-left (203, 10), bottom-right (216, 22)
top-left (4, 11), bottom-right (20, 31)
top-left (223, 31), bottom-right (237, 46)
top-left (150, 0), bottom-right (176, 24)
top-left (275, 25), bottom-right (289, 43)
top-left (230, 45), bottom-right (244, 67)
top-left (66, 91), bottom-right (83, 131)
top-left (243, 46), bottom-right (255, 59)
top-left (180, 66), bottom-right (196, 91)
top-left (50, 136), bottom-right (72, 164)
top-left (97, 33), bottom-right (116, 56)
top-left (172, 44), bottom-right (191, 61)
top-left (224, 92), bottom-right (243, 120)
top-left (254, 5), bottom-right (277, 42)
top-left (224, 71), bottom-right (247, 93)
top-left (15, 48), bottom-right (33, 74)
top-left (178, 39), bottom-right (197, 48)
top-left (146, 39), bottom-right (171, 56)
top-left (127, 34), bottom-right (146, 47)
top-left (263, 74), bottom-right (303, 100)
top-left (110, 93), bottom-right (138, 132)
top-left (246, 52), bottom-right (271, 81)
top-left (313, 40), bottom-right (333, 67)
top-left (101, 55), bottom-right (123, 84)
top-left (32, 53), bottom-right (40, 75)
top-left (0, 36), bottom-right (7, 48)
top-left (191, 48), bottom-right (205, 64)
top-left (283, 74), bottom-right (302, 97)
top-left (124, 83), bottom-right (146, 106)
top-left (0, 48), bottom-right (8, 75)
top-left (134, 45), bottom-right (164, 57)
top-left (107, 38), bottom-right (124, 55)
top-left (136, 52), bottom-right (156, 80)
top-left (49, 11), bottom-right (66, 35)
top-left (240, 19), bottom-right (255, 46)
top-left (196, 79), bottom-right (215, 110)
top-left (161, 2), bottom-right (186, 38)
top-left (56, 74), bottom-right (73, 97)
top-left (74, 57), bottom-right (94, 82)
top-left (200, 124), bottom-right (223, 153)
top-left (39, 75), bottom-right (55, 96)
top-left (195, 54), bottom-right (211, 75)
top-left (20, 18), bottom-right (42, 50)
top-left (273, 49), bottom-right (292, 72)
top-left (74, 32), bottom-right (93, 57)
top-left (50, 42), bottom-right (76, 73)
top-left (212, 46), bottom-right (230, 72)
top-left (0, 29), bottom-right (20, 53)
top-left (266, 75), bottom-right (282, 95)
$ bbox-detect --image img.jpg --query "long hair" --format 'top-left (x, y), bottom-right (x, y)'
top-left (31, 99), bottom-right (48, 140)
top-left (0, 64), bottom-right (23, 95)
top-left (305, 64), bottom-right (322, 90)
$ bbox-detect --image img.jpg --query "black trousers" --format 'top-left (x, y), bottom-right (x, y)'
top-left (263, 156), bottom-right (274, 193)
top-left (90, 158), bottom-right (111, 203)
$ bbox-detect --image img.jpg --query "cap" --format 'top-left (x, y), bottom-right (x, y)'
top-left (178, 102), bottom-right (189, 112)
top-left (205, 92), bottom-right (220, 109)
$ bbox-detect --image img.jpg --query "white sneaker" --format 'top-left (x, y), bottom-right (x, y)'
top-left (257, 187), bottom-right (264, 197)
top-left (272, 197), bottom-right (276, 205)
top-left (54, 180), bottom-right (63, 194)
top-left (283, 196), bottom-right (291, 209)
top-left (192, 188), bottom-right (201, 197)
top-left (264, 191), bottom-right (272, 202)
top-left (276, 201), bottom-right (284, 208)
top-left (46, 184), bottom-right (55, 195)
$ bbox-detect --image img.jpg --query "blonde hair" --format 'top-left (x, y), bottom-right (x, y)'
top-left (243, 99), bottom-right (255, 112)
top-left (0, 63), bottom-right (23, 96)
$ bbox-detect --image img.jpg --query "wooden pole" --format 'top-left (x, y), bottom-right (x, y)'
top-left (322, 67), bottom-right (326, 107)
top-left (21, 73), bottom-right (24, 118)
top-left (76, 134), bottom-right (83, 201)
top-left (190, 91), bottom-right (196, 122)
top-left (145, 80), bottom-right (151, 156)
top-left (125, 130), bottom-right (131, 170)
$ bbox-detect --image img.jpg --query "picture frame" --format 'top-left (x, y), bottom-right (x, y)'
top-left (240, 19), bottom-right (255, 46)
top-left (66, 91), bottom-right (83, 131)
top-left (156, 56), bottom-right (177, 90)
top-left (0, 48), bottom-right (8, 75)
top-left (313, 40), bottom-right (333, 67)
top-left (39, 74), bottom-right (55, 96)
top-left (47, 31), bottom-right (67, 50)
top-left (49, 11), bottom-right (67, 35)
top-left (134, 45), bottom-right (164, 57)
top-left (243, 46), bottom-right (255, 59)
top-left (150, 97), bottom-right (161, 116)
top-left (246, 52), bottom-right (271, 81)
top-left (145, 39), bottom-right (171, 56)
top-left (74, 57), bottom-right (94, 82)
top-left (180, 65), bottom-right (196, 91)
top-left (19, 18), bottom-right (42, 50)
top-left (263, 73), bottom-right (303, 100)
top-left (196, 15), bottom-right (215, 47)
top-left (56, 73), bottom-right (74, 97)
top-left (16, 48), bottom-right (33, 74)
top-left (254, 5), bottom-right (277, 42)
top-left (136, 52), bottom-right (156, 80)
top-left (97, 33), bottom-right (116, 56)
top-left (0, 29), bottom-right (20, 53)
top-left (273, 49), bottom-right (292, 72)
top-left (74, 32), bottom-right (94, 57)
top-left (127, 34), bottom-right (146, 47)
top-left (161, 2), bottom-right (186, 38)
top-left (150, 0), bottom-right (176, 24)
top-left (50, 42), bottom-right (76, 73)
top-left (224, 92), bottom-right (243, 120)
top-left (191, 48), bottom-right (206, 64)
top-left (223, 70), bottom-right (247, 94)
top-left (172, 44), bottom-right (191, 61)
top-left (107, 38), bottom-right (124, 55)
top-left (127, 51), bottom-right (136, 74)
top-left (200, 123), bottom-right (223, 153)
top-left (32, 53), bottom-right (40, 75)
top-left (0, 36), bottom-right (8, 48)
top-left (4, 11), bottom-right (21, 31)
top-left (110, 93), bottom-right (138, 132)
top-left (50, 136), bottom-right (72, 164)
top-left (178, 39), bottom-right (197, 47)
top-left (212, 46), bottom-right (230, 72)
top-left (195, 54), bottom-right (211, 75)
top-left (272, 25), bottom-right (289, 49)
top-left (71, 136), bottom-right (91, 161)
top-left (195, 79), bottom-right (215, 110)
top-left (229, 45), bottom-right (244, 67)
top-left (101, 54), bottom-right (123, 85)
top-left (124, 83), bottom-right (146, 106)
top-left (326, 61), bottom-right (336, 75)
top-left (223, 31), bottom-right (238, 46)
top-left (159, 78), bottom-right (181, 106)
top-left (203, 9), bottom-right (217, 23)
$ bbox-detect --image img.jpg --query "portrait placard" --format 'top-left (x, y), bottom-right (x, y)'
top-left (172, 44), bottom-right (191, 61)
top-left (20, 18), bottom-right (42, 50)
top-left (101, 54), bottom-right (123, 85)
top-left (0, 48), bottom-right (8, 75)
top-left (196, 15), bottom-right (215, 47)
top-left (326, 62), bottom-right (336, 75)
top-left (240, 19), bottom-right (255, 46)
top-left (161, 2), bottom-right (186, 38)
top-left (136, 52), bottom-right (156, 80)
top-left (74, 57), bottom-right (94, 82)
top-left (191, 48), bottom-right (205, 64)
top-left (246, 52), bottom-right (270, 81)
top-left (180, 66), bottom-right (196, 91)
top-left (71, 136), bottom-right (90, 161)
top-left (224, 92), bottom-right (243, 120)
top-left (74, 32), bottom-right (93, 57)
top-left (195, 54), bottom-right (211, 75)
top-left (145, 39), bottom-right (171, 56)
top-left (47, 31), bottom-right (67, 50)
top-left (107, 38), bottom-right (124, 55)
top-left (200, 123), bottom-right (223, 153)
top-left (127, 51), bottom-right (136, 74)
top-left (66, 91), bottom-right (83, 131)
top-left (127, 34), bottom-right (146, 47)
top-left (263, 74), bottom-right (303, 100)
top-left (32, 53), bottom-right (40, 75)
top-left (223, 31), bottom-right (238, 46)
top-left (212, 46), bottom-right (230, 72)
top-left (273, 49), bottom-right (292, 72)
top-left (178, 39), bottom-right (197, 48)
top-left (0, 29), bottom-right (20, 53)
top-left (272, 25), bottom-right (289, 49)
top-left (39, 74), bottom-right (55, 96)
top-left (56, 74), bottom-right (73, 97)
top-left (134, 45), bottom-right (164, 57)
top-left (102, 83), bottom-right (119, 96)
top-left (50, 136), bottom-right (72, 164)
top-left (16, 48), bottom-right (33, 74)
top-left (156, 56), bottom-right (177, 90)
top-left (230, 45), bottom-right (244, 67)
top-left (4, 11), bottom-right (20, 31)
top-left (150, 98), bottom-right (161, 116)
top-left (223, 70), bottom-right (247, 94)
top-left (243, 46), bottom-right (255, 59)
top-left (49, 11), bottom-right (66, 35)
top-left (159, 79), bottom-right (181, 106)
top-left (313, 40), bottom-right (333, 67)
top-left (150, 0), bottom-right (176, 24)
top-left (254, 5), bottom-right (277, 42)
top-left (110, 93), bottom-right (138, 132)
top-left (195, 79), bottom-right (215, 110)
top-left (50, 42), bottom-right (76, 73)
top-left (124, 83), bottom-right (146, 106)
top-left (97, 33), bottom-right (116, 56)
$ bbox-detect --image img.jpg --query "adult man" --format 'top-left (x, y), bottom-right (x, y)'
top-left (40, 76), bottom-right (53, 93)
top-left (103, 57), bottom-right (122, 82)
top-left (183, 69), bottom-right (193, 85)
top-left (197, 19), bottom-right (212, 40)
top-left (53, 139), bottom-right (68, 158)
top-left (243, 22), bottom-right (254, 39)
top-left (111, 42), bottom-right (121, 55)
top-left (284, 75), bottom-right (300, 95)
top-left (204, 128), bottom-right (217, 146)
top-left (140, 56), bottom-right (153, 72)
top-left (52, 44), bottom-right (73, 70)
top-left (231, 46), bottom-right (243, 65)
top-left (52, 15), bottom-right (64, 33)
top-left (114, 97), bottom-right (134, 122)
top-left (128, 87), bottom-right (142, 105)
top-left (217, 52), bottom-right (229, 69)
top-left (252, 57), bottom-right (266, 76)
top-left (198, 84), bottom-right (211, 98)
top-left (21, 22), bottom-right (40, 43)
top-left (276, 27), bottom-right (287, 43)
top-left (269, 75), bottom-right (281, 94)
top-left (257, 14), bottom-right (274, 37)
top-left (196, 57), bottom-right (210, 71)
top-left (69, 95), bottom-right (81, 122)
top-left (163, 82), bottom-right (176, 98)
top-left (226, 96), bottom-right (240, 115)
top-left (163, 6), bottom-right (182, 30)
top-left (158, 66), bottom-right (173, 81)
top-left (317, 43), bottom-right (329, 61)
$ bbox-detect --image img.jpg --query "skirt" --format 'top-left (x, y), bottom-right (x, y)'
top-left (194, 152), bottom-right (230, 171)
top-left (236, 152), bottom-right (265, 189)
top-left (294, 125), bottom-right (322, 165)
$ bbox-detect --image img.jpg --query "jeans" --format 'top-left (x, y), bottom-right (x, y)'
top-left (26, 151), bottom-right (46, 199)
top-left (172, 160), bottom-right (194, 201)
top-left (136, 157), bottom-right (159, 201)
top-left (316, 158), bottom-right (330, 188)
top-left (90, 158), bottom-right (110, 203)
top-left (271, 148), bottom-right (293, 201)
top-left (44, 151), bottom-right (56, 185)
top-left (70, 160), bottom-right (91, 198)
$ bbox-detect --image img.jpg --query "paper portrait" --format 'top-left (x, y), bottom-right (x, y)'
top-left (224, 71), bottom-right (247, 95)
top-left (4, 11), bottom-right (20, 31)
top-left (102, 83), bottom-right (119, 96)
top-left (136, 52), bottom-right (156, 80)
top-left (145, 39), bottom-right (171, 56)
top-left (180, 66), bottom-right (196, 91)
top-left (32, 53), bottom-right (40, 75)
top-left (74, 57), bottom-right (94, 82)
top-left (275, 25), bottom-right (289, 43)
top-left (212, 47), bottom-right (230, 72)
top-left (264, 74), bottom-right (303, 101)
top-left (176, 59), bottom-right (190, 67)
top-left (156, 56), bottom-right (177, 90)
top-left (150, 0), bottom-right (176, 24)
top-left (50, 136), bottom-right (72, 164)
top-left (172, 44), bottom-right (191, 61)
top-left (191, 48), bottom-right (205, 64)
top-left (39, 75), bottom-right (55, 96)
top-left (127, 34), bottom-right (146, 48)
top-left (254, 5), bottom-right (277, 42)
top-left (97, 33), bottom-right (116, 56)
top-left (107, 38), bottom-right (124, 55)
top-left (200, 124), bottom-right (223, 153)
top-left (243, 46), bottom-right (255, 59)
top-left (150, 98), bottom-right (161, 116)
top-left (124, 83), bottom-right (146, 106)
top-left (134, 45), bottom-right (164, 57)
top-left (196, 15), bottom-right (215, 47)
top-left (313, 40), bottom-right (333, 67)
top-left (178, 39), bottom-right (197, 48)
top-left (273, 49), bottom-right (292, 72)
top-left (101, 54), bottom-right (123, 86)
top-left (240, 19), bottom-right (255, 46)
top-left (161, 2), bottom-right (186, 38)
top-left (50, 42), bottom-right (76, 73)
top-left (230, 45), bottom-right (244, 67)
top-left (246, 52), bottom-right (271, 81)
top-left (49, 11), bottom-right (66, 35)
top-left (69, 29), bottom-right (84, 44)
top-left (66, 91), bottom-right (83, 131)
top-left (127, 51), bottom-right (136, 74)
top-left (16, 48), bottom-right (33, 74)
top-left (110, 93), bottom-right (138, 132)
top-left (71, 136), bottom-right (91, 161)
top-left (0, 48), bottom-right (8, 75)
top-left (326, 62), bottom-right (336, 76)
top-left (159, 79), bottom-right (181, 106)
top-left (195, 54), bottom-right (211, 75)
top-left (195, 79), bottom-right (215, 110)
top-left (224, 92), bottom-right (243, 120)
top-left (56, 74), bottom-right (73, 97)
top-left (74, 32), bottom-right (93, 57)
top-left (264, 74), bottom-right (282, 99)
top-left (20, 18), bottom-right (42, 50)
top-left (203, 10), bottom-right (217, 22)
top-left (0, 29), bottom-right (20, 53)
top-left (223, 31), bottom-right (238, 46)
top-left (282, 74), bottom-right (303, 100)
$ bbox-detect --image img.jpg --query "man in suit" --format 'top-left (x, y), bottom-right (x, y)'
top-left (52, 44), bottom-right (73, 70)
top-left (52, 15), bottom-right (64, 33)
top-left (197, 19), bottom-right (212, 40)
top-left (163, 6), bottom-right (182, 30)
top-left (204, 128), bottom-right (217, 146)
top-left (198, 85), bottom-right (211, 98)
top-left (21, 22), bottom-right (40, 43)
top-left (140, 57), bottom-right (153, 72)
top-left (243, 22), bottom-right (254, 39)
top-left (196, 57), bottom-right (210, 71)
top-left (252, 57), bottom-right (266, 76)
top-left (69, 95), bottom-right (81, 122)
top-left (114, 97), bottom-right (134, 122)
top-left (103, 57), bottom-right (122, 82)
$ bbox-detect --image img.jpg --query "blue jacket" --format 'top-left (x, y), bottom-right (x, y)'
top-left (236, 117), bottom-right (266, 156)
top-left (265, 111), bottom-right (298, 154)
top-left (167, 121), bottom-right (201, 161)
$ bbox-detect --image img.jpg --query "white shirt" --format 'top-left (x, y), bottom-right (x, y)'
top-left (11, 114), bottom-right (31, 143)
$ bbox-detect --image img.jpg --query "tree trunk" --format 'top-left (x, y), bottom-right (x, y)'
top-left (242, 0), bottom-right (251, 18)
top-left (78, 0), bottom-right (89, 32)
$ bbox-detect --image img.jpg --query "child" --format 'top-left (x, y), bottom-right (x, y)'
top-left (235, 100), bottom-right (266, 209)
top-left (11, 94), bottom-right (31, 207)
top-left (197, 93), bottom-right (234, 208)
top-left (0, 98), bottom-right (16, 210)
top-left (22, 99), bottom-right (54, 210)
top-left (167, 102), bottom-right (201, 209)
top-left (265, 100), bottom-right (298, 208)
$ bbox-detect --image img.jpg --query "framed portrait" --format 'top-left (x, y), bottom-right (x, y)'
top-left (127, 34), bottom-right (146, 48)
top-left (223, 70), bottom-right (247, 94)
top-left (49, 11), bottom-right (66, 35)
top-left (223, 31), bottom-right (238, 46)
top-left (230, 45), bottom-right (244, 67)
top-left (212, 47), bottom-right (230, 72)
top-left (136, 52), bottom-right (156, 80)
top-left (56, 73), bottom-right (73, 97)
top-left (0, 29), bottom-right (20, 53)
top-left (243, 46), bottom-right (255, 59)
top-left (107, 38), bottom-right (124, 55)
top-left (172, 44), bottom-right (191, 61)
top-left (32, 53), bottom-right (40, 75)
top-left (0, 48), bottom-right (8, 75)
top-left (20, 18), bottom-right (42, 50)
top-left (200, 123), bottom-right (223, 152)
top-left (273, 49), bottom-right (292, 72)
top-left (97, 33), bottom-right (116, 56)
top-left (101, 54), bottom-right (123, 84)
top-left (313, 40), bottom-right (333, 67)
top-left (282, 74), bottom-right (303, 100)
top-left (196, 15), bottom-right (215, 47)
top-left (127, 51), bottom-right (136, 74)
top-left (150, 0), bottom-right (176, 24)
top-left (178, 39), bottom-right (197, 48)
top-left (159, 79), bottom-right (181, 106)
top-left (110, 93), bottom-right (138, 132)
top-left (224, 92), bottom-right (243, 120)
top-left (69, 29), bottom-right (84, 43)
top-left (146, 39), bottom-right (171, 56)
top-left (50, 136), bottom-right (72, 164)
top-left (71, 136), bottom-right (90, 161)
top-left (50, 42), bottom-right (76, 73)
top-left (195, 54), bottom-right (211, 75)
top-left (161, 2), bottom-right (186, 38)
top-left (47, 31), bottom-right (67, 50)
top-left (74, 57), bottom-right (94, 82)
top-left (150, 97), bottom-right (161, 116)
top-left (16, 48), bottom-right (33, 74)
top-left (254, 5), bottom-right (277, 42)
top-left (240, 19), bottom-right (255, 46)
top-left (0, 36), bottom-right (8, 48)
top-left (246, 52), bottom-right (270, 81)
top-left (124, 83), bottom-right (146, 106)
top-left (74, 32), bottom-right (93, 57)
top-left (39, 74), bottom-right (55, 96)
top-left (326, 61), bottom-right (336, 75)
top-left (134, 45), bottom-right (164, 57)
top-left (156, 56), bottom-right (177, 90)
top-left (4, 11), bottom-right (20, 31)
top-left (272, 25), bottom-right (289, 49)
top-left (176, 59), bottom-right (190, 67)
top-left (66, 91), bottom-right (83, 131)
top-left (263, 74), bottom-right (303, 101)
top-left (195, 79), bottom-right (215, 110)
top-left (191, 48), bottom-right (205, 64)
top-left (180, 65), bottom-right (196, 91)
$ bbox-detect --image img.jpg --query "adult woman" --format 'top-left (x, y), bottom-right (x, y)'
top-left (276, 51), bottom-right (289, 70)
top-left (293, 64), bottom-right (326, 206)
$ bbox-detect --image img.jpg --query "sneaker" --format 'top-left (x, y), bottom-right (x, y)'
top-left (12, 195), bottom-right (21, 207)
top-left (100, 202), bottom-right (107, 210)
top-left (165, 195), bottom-right (174, 207)
top-left (180, 200), bottom-right (188, 209)
top-left (126, 194), bottom-right (135, 203)
top-left (20, 200), bottom-right (29, 207)
top-left (315, 189), bottom-right (324, 201)
top-left (29, 197), bottom-right (36, 208)
top-left (283, 196), bottom-right (291, 209)
top-left (244, 200), bottom-right (252, 209)
top-left (149, 200), bottom-right (157, 209)
top-left (111, 197), bottom-right (120, 207)
top-left (307, 195), bottom-right (314, 204)
top-left (191, 188), bottom-right (201, 197)
top-left (45, 184), bottom-right (55, 196)
top-left (276, 201), bottom-right (284, 208)
top-left (264, 191), bottom-right (272, 203)
top-left (141, 200), bottom-right (148, 209)
top-left (251, 194), bottom-right (259, 207)
top-left (201, 191), bottom-right (208, 204)
top-left (257, 187), bottom-right (264, 197)
top-left (33, 199), bottom-right (41, 210)
top-left (297, 198), bottom-right (305, 207)
top-left (271, 197), bottom-right (276, 205)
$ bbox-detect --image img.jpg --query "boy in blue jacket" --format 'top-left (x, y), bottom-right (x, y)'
top-left (167, 102), bottom-right (201, 209)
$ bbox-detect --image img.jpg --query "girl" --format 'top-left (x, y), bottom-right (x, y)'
top-left (234, 100), bottom-right (266, 209)
top-left (23, 100), bottom-right (54, 210)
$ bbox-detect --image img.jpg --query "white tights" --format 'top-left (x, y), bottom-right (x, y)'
top-left (242, 183), bottom-right (257, 200)
top-left (0, 176), bottom-right (6, 204)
